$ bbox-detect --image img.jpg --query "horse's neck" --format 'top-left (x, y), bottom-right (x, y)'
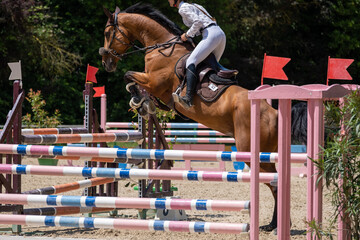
top-left (121, 14), bottom-right (183, 104)
top-left (121, 14), bottom-right (174, 47)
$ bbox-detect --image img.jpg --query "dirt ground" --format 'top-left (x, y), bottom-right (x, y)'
top-left (0, 158), bottom-right (336, 240)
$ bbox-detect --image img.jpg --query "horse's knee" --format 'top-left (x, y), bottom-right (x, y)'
top-left (124, 71), bottom-right (136, 82)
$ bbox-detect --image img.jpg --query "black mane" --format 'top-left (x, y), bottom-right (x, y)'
top-left (124, 3), bottom-right (184, 36)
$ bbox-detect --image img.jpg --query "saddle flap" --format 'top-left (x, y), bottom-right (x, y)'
top-left (196, 73), bottom-right (237, 103)
top-left (175, 54), bottom-right (215, 83)
top-left (175, 53), bottom-right (190, 81)
top-left (174, 53), bottom-right (238, 103)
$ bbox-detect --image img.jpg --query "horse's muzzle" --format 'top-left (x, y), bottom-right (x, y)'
top-left (99, 47), bottom-right (109, 56)
top-left (102, 58), bottom-right (117, 73)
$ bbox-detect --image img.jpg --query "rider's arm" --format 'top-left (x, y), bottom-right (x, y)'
top-left (179, 4), bottom-right (203, 38)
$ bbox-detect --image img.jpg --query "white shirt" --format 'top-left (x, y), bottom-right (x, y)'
top-left (178, 1), bottom-right (216, 38)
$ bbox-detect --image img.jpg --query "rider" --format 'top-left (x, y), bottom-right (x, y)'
top-left (168, 0), bottom-right (226, 108)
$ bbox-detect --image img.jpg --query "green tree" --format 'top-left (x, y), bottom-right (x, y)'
top-left (226, 0), bottom-right (360, 89)
top-left (0, 0), bottom-right (81, 123)
top-left (1, 0), bottom-right (359, 124)
top-left (315, 90), bottom-right (360, 239)
top-left (22, 89), bottom-right (62, 128)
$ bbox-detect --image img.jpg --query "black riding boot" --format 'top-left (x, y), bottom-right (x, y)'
top-left (180, 64), bottom-right (197, 108)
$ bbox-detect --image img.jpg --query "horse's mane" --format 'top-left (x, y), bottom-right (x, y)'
top-left (124, 3), bottom-right (184, 36)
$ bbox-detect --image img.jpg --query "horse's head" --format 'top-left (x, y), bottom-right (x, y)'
top-left (99, 7), bottom-right (133, 72)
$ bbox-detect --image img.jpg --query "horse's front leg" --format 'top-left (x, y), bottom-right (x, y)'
top-left (124, 72), bottom-right (145, 109)
top-left (124, 71), bottom-right (156, 117)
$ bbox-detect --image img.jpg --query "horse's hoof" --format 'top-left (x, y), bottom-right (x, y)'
top-left (129, 97), bottom-right (145, 109)
top-left (143, 100), bottom-right (156, 114)
top-left (125, 82), bottom-right (136, 93)
top-left (138, 107), bottom-right (149, 120)
top-left (260, 223), bottom-right (277, 232)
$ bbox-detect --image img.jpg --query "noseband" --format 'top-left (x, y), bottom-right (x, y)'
top-left (100, 13), bottom-right (182, 60)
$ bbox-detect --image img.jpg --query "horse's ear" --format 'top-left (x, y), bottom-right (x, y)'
top-left (115, 6), bottom-right (121, 14)
top-left (103, 7), bottom-right (114, 21)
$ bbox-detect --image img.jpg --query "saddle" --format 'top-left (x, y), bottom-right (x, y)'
top-left (175, 53), bottom-right (238, 102)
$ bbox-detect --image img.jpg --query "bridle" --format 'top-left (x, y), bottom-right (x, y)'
top-left (100, 12), bottom-right (182, 60)
top-left (100, 12), bottom-right (140, 59)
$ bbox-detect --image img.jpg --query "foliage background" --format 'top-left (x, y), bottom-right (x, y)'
top-left (1, 0), bottom-right (359, 124)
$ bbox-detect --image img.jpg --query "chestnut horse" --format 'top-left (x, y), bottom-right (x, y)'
top-left (100, 3), bottom-right (305, 231)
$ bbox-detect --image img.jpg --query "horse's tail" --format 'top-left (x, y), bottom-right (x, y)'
top-left (291, 102), bottom-right (307, 144)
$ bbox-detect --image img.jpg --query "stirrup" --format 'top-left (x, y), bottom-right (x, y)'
top-left (172, 87), bottom-right (181, 103)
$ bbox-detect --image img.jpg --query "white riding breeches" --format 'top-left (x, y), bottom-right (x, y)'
top-left (186, 25), bottom-right (226, 68)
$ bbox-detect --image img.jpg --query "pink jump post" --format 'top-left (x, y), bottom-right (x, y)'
top-left (249, 84), bottom-right (351, 240)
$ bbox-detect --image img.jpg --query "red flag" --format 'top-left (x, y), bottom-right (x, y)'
top-left (327, 57), bottom-right (353, 85)
top-left (93, 86), bottom-right (105, 97)
top-left (86, 64), bottom-right (98, 83)
top-left (261, 53), bottom-right (291, 85)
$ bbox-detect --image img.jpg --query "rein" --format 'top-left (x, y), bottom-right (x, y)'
top-left (144, 36), bottom-right (182, 57)
top-left (103, 14), bottom-right (182, 59)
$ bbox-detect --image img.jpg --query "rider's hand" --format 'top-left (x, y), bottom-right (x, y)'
top-left (181, 33), bottom-right (188, 42)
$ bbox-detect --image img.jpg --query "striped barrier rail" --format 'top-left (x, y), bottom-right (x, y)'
top-left (105, 123), bottom-right (233, 172)
top-left (31, 155), bottom-right (141, 164)
top-left (0, 144), bottom-right (307, 163)
top-left (23, 177), bottom-right (115, 195)
top-left (37, 155), bottom-right (119, 163)
top-left (161, 137), bottom-right (235, 144)
top-left (0, 127), bottom-right (88, 135)
top-left (0, 194), bottom-right (250, 212)
top-left (21, 128), bottom-right (88, 135)
top-left (105, 124), bottom-right (307, 173)
top-left (21, 132), bottom-right (143, 144)
top-left (23, 207), bottom-right (115, 216)
top-left (103, 134), bottom-right (234, 143)
top-left (0, 214), bottom-right (249, 234)
top-left (107, 129), bottom-right (227, 136)
top-left (103, 135), bottom-right (235, 143)
top-left (0, 164), bottom-right (278, 184)
top-left (106, 122), bottom-right (210, 129)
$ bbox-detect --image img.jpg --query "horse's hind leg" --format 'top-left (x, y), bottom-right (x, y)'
top-left (260, 163), bottom-right (278, 232)
top-left (233, 100), bottom-right (279, 232)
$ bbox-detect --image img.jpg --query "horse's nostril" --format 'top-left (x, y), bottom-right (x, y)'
top-left (102, 61), bottom-right (106, 68)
